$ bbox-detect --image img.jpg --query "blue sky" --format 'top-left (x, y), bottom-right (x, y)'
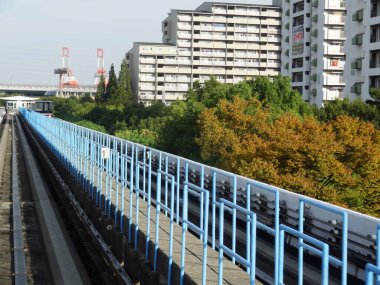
top-left (0, 0), bottom-right (271, 85)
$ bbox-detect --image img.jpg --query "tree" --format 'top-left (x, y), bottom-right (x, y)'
top-left (196, 97), bottom-right (380, 217)
top-left (369, 87), bottom-right (380, 102)
top-left (330, 116), bottom-right (380, 215)
top-left (105, 64), bottom-right (118, 103)
top-left (117, 57), bottom-right (133, 105)
top-left (247, 76), bottom-right (313, 118)
top-left (115, 128), bottom-right (158, 147)
top-left (75, 120), bottom-right (107, 133)
top-left (95, 75), bottom-right (106, 103)
top-left (187, 76), bottom-right (230, 107)
top-left (315, 99), bottom-right (380, 129)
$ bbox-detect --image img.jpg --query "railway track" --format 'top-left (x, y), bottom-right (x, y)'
top-left (0, 115), bottom-right (53, 284)
top-left (0, 114), bottom-right (118, 284)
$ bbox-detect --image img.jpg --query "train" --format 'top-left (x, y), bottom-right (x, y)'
top-left (30, 101), bottom-right (54, 117)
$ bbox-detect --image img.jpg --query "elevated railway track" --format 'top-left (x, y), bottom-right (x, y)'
top-left (0, 114), bottom-right (125, 284)
top-left (0, 109), bottom-right (379, 285)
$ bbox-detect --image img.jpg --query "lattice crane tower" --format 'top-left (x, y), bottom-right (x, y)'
top-left (94, 48), bottom-right (108, 86)
top-left (61, 47), bottom-right (79, 87)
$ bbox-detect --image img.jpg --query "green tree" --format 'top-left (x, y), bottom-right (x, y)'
top-left (315, 98), bottom-right (380, 129)
top-left (369, 87), bottom-right (380, 101)
top-left (95, 75), bottom-right (106, 103)
top-left (248, 76), bottom-right (313, 118)
top-left (187, 76), bottom-right (230, 107)
top-left (117, 57), bottom-right (133, 105)
top-left (105, 64), bottom-right (118, 103)
top-left (115, 128), bottom-right (158, 147)
top-left (75, 120), bottom-right (107, 133)
top-left (158, 100), bottom-right (205, 159)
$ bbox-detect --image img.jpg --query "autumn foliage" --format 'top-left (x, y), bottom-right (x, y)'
top-left (197, 97), bottom-right (380, 217)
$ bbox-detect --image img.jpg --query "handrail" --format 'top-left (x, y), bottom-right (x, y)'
top-left (19, 108), bottom-right (380, 285)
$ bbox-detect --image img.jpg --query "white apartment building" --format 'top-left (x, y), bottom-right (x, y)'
top-left (344, 0), bottom-right (380, 101)
top-left (127, 2), bottom-right (282, 105)
top-left (127, 42), bottom-right (187, 104)
top-left (279, 0), bottom-right (346, 106)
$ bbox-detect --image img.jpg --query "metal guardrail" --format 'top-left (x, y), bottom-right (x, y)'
top-left (20, 108), bottom-right (380, 285)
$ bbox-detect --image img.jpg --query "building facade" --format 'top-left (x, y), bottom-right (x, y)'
top-left (127, 2), bottom-right (282, 105)
top-left (344, 0), bottom-right (380, 101)
top-left (279, 0), bottom-right (346, 106)
top-left (127, 1), bottom-right (380, 106)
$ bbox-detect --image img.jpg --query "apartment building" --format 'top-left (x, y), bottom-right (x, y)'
top-left (344, 0), bottom-right (380, 101)
top-left (279, 0), bottom-right (346, 106)
top-left (127, 42), bottom-right (187, 103)
top-left (127, 2), bottom-right (282, 105)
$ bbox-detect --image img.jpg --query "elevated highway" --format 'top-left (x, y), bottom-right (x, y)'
top-left (0, 84), bottom-right (97, 97)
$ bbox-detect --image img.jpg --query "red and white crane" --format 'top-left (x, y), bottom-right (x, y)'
top-left (94, 48), bottom-right (108, 86)
top-left (61, 47), bottom-right (80, 87)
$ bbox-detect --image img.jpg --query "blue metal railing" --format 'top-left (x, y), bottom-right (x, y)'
top-left (20, 109), bottom-right (380, 285)
top-left (279, 225), bottom-right (330, 285)
top-left (219, 198), bottom-right (257, 285)
top-left (298, 198), bottom-right (348, 285)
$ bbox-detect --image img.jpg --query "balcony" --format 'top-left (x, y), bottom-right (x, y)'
top-left (324, 58), bottom-right (344, 70)
top-left (312, 15), bottom-right (318, 22)
top-left (312, 0), bottom-right (318, 7)
top-left (139, 67), bottom-right (155, 72)
top-left (140, 76), bottom-right (156, 82)
top-left (178, 24), bottom-right (192, 30)
top-left (178, 15), bottom-right (191, 22)
top-left (324, 44), bottom-right (344, 54)
top-left (284, 63), bottom-right (289, 69)
top-left (140, 58), bottom-right (156, 64)
top-left (311, 74), bottom-right (317, 81)
top-left (285, 36), bottom-right (290, 43)
top-left (285, 49), bottom-right (289, 56)
top-left (325, 29), bottom-right (346, 40)
top-left (352, 9), bottom-right (364, 21)
top-left (324, 74), bottom-right (344, 85)
top-left (312, 59), bottom-right (318, 66)
top-left (213, 8), bottom-right (227, 14)
top-left (326, 0), bottom-right (345, 9)
top-left (285, 9), bottom-right (290, 16)
top-left (310, 88), bottom-right (317, 96)
top-left (326, 14), bottom-right (346, 25)
top-left (140, 84), bottom-right (155, 91)
top-left (352, 34), bottom-right (364, 45)
top-left (323, 89), bottom-right (344, 100)
top-left (312, 44), bottom-right (318, 52)
top-left (312, 29), bottom-right (318, 37)
top-left (351, 58), bottom-right (363, 70)
top-left (178, 33), bottom-right (192, 39)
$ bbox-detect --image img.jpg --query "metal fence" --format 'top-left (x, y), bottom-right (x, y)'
top-left (20, 108), bottom-right (380, 285)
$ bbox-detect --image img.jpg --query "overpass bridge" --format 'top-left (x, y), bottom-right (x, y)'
top-left (1, 109), bottom-right (379, 285)
top-left (0, 84), bottom-right (97, 97)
